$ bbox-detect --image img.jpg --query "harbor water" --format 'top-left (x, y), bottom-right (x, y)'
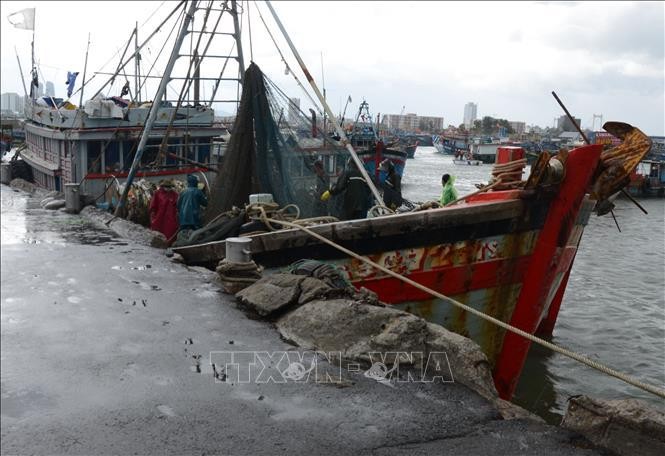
top-left (401, 146), bottom-right (665, 423)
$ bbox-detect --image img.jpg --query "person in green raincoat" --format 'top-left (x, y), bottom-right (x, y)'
top-left (440, 173), bottom-right (458, 206)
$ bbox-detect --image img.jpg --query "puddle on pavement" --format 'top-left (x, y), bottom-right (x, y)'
top-left (0, 191), bottom-right (128, 246)
top-left (0, 385), bottom-right (57, 419)
top-left (111, 265), bottom-right (153, 271)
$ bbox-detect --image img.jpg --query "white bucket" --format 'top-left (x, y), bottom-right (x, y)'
top-left (249, 193), bottom-right (274, 204)
top-left (225, 237), bottom-right (253, 263)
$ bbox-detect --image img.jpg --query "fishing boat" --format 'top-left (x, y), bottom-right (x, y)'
top-left (176, 114), bottom-right (651, 400)
top-left (7, 2), bottom-right (245, 205)
top-left (624, 159), bottom-right (665, 197)
top-left (348, 100), bottom-right (408, 185)
top-left (404, 143), bottom-right (417, 159)
top-left (165, 2), bottom-right (652, 400)
top-left (453, 151), bottom-right (482, 166)
top-left (432, 135), bottom-right (445, 154)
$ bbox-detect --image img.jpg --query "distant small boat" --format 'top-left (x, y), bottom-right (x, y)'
top-left (453, 158), bottom-right (482, 166)
top-left (624, 159), bottom-right (665, 197)
top-left (405, 143), bottom-right (417, 159)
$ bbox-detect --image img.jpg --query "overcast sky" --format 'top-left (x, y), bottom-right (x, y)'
top-left (1, 1), bottom-right (663, 134)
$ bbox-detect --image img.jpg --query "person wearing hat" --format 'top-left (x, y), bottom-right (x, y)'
top-left (177, 174), bottom-right (208, 231)
top-left (149, 179), bottom-right (179, 242)
top-left (312, 159), bottom-right (330, 217)
top-left (379, 159), bottom-right (402, 210)
top-left (440, 173), bottom-right (458, 206)
top-left (321, 157), bottom-right (371, 220)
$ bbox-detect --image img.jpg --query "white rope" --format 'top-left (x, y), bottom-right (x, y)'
top-left (264, 217), bottom-right (665, 399)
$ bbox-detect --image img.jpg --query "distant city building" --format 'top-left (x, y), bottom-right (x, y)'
top-left (382, 113), bottom-right (417, 131)
top-left (0, 92), bottom-right (24, 115)
top-left (557, 115), bottom-right (581, 132)
top-left (418, 115), bottom-right (444, 132)
top-left (288, 97), bottom-right (300, 123)
top-left (525, 125), bottom-right (544, 134)
top-left (382, 113), bottom-right (443, 133)
top-left (463, 102), bottom-right (477, 129)
top-left (45, 81), bottom-right (55, 97)
top-left (509, 121), bottom-right (526, 135)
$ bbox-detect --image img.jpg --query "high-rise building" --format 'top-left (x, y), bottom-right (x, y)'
top-left (463, 102), bottom-right (477, 129)
top-left (1, 92), bottom-right (22, 114)
top-left (557, 115), bottom-right (581, 132)
top-left (45, 81), bottom-right (55, 97)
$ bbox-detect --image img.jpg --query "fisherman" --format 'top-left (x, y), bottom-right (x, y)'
top-left (440, 173), bottom-right (458, 206)
top-left (177, 174), bottom-right (208, 231)
top-left (321, 158), bottom-right (371, 220)
top-left (379, 158), bottom-right (402, 210)
top-left (312, 159), bottom-right (330, 216)
top-left (149, 179), bottom-right (179, 242)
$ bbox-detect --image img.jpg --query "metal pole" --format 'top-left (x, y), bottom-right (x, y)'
top-left (79, 34), bottom-right (91, 109)
top-left (114, 1), bottom-right (198, 216)
top-left (264, 0), bottom-right (384, 207)
top-left (231, 0), bottom-right (246, 77)
top-left (14, 48), bottom-right (29, 98)
top-left (135, 22), bottom-right (140, 103)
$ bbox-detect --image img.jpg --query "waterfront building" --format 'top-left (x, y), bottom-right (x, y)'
top-left (509, 121), bottom-right (526, 135)
top-left (382, 113), bottom-right (443, 133)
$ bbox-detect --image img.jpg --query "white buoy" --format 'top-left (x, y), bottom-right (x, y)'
top-left (225, 237), bottom-right (253, 262)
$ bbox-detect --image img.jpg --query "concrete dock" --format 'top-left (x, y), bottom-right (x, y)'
top-left (0, 184), bottom-right (603, 455)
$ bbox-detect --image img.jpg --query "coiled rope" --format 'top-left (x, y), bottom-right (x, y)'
top-left (262, 216), bottom-right (665, 399)
top-left (490, 158), bottom-right (528, 190)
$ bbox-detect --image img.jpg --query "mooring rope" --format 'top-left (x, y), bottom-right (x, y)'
top-left (262, 216), bottom-right (665, 399)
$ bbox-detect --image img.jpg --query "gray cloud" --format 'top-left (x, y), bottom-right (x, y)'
top-left (548, 2), bottom-right (664, 63)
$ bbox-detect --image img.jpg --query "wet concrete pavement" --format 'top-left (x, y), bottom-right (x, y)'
top-left (0, 184), bottom-right (600, 455)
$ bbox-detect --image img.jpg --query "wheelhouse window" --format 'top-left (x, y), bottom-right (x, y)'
top-left (198, 138), bottom-right (210, 164)
top-left (104, 141), bottom-right (121, 173)
top-left (141, 139), bottom-right (160, 166)
top-left (87, 141), bottom-right (102, 173)
top-left (122, 141), bottom-right (137, 171)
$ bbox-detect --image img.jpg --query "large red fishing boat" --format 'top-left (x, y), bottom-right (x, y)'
top-left (173, 118), bottom-right (651, 399)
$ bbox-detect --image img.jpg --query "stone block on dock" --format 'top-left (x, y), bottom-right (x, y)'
top-left (562, 395), bottom-right (665, 456)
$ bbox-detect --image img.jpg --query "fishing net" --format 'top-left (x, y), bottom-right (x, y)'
top-left (206, 63), bottom-right (350, 222)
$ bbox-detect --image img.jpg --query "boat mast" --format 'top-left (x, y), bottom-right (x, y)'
top-left (14, 48), bottom-right (29, 98)
top-left (114, 1), bottom-right (198, 217)
top-left (263, 0), bottom-right (385, 207)
top-left (79, 33), bottom-right (91, 109)
top-left (30, 10), bottom-right (36, 100)
top-left (135, 22), bottom-right (140, 103)
top-left (231, 0), bottom-right (246, 81)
